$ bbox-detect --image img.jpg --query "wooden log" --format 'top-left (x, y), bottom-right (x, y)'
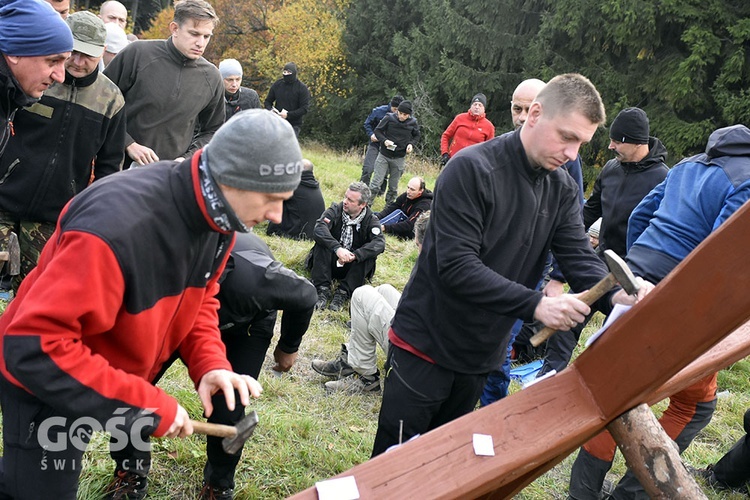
top-left (288, 186), bottom-right (750, 500)
top-left (490, 323), bottom-right (750, 498)
top-left (608, 404), bottom-right (707, 499)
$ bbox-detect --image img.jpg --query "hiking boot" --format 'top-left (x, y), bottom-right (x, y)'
top-left (688, 464), bottom-right (726, 489)
top-left (311, 344), bottom-right (354, 379)
top-left (315, 286), bottom-right (331, 310)
top-left (325, 372), bottom-right (381, 394)
top-left (328, 289), bottom-right (348, 312)
top-left (199, 481), bottom-right (234, 500)
top-left (104, 470), bottom-right (148, 500)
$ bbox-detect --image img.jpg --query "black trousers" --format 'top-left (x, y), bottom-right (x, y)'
top-left (0, 375), bottom-right (89, 499)
top-left (202, 314), bottom-right (278, 489)
top-left (309, 243), bottom-right (375, 295)
top-left (712, 408), bottom-right (750, 488)
top-left (110, 314), bottom-right (282, 490)
top-left (371, 345), bottom-right (487, 457)
top-left (538, 312), bottom-right (592, 376)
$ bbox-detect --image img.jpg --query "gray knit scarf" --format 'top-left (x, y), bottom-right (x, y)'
top-left (198, 155), bottom-right (249, 233)
top-left (340, 208), bottom-right (367, 250)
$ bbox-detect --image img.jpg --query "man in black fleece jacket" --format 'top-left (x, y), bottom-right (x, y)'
top-left (104, 0), bottom-right (224, 166)
top-left (371, 74), bottom-right (651, 456)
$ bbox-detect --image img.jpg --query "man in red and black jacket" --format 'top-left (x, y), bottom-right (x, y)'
top-left (0, 110), bottom-right (303, 499)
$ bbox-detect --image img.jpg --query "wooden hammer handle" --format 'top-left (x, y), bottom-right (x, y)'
top-left (530, 273), bottom-right (617, 347)
top-left (191, 420), bottom-right (238, 438)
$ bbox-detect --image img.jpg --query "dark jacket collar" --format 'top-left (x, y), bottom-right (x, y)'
top-left (299, 169), bottom-right (320, 188)
top-left (0, 54), bottom-right (39, 116)
top-left (165, 37), bottom-right (197, 67)
top-left (63, 67), bottom-right (99, 88)
top-left (620, 136), bottom-right (668, 172)
top-left (511, 129), bottom-right (550, 183)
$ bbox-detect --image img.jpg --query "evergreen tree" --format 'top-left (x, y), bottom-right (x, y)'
top-left (525, 0), bottom-right (750, 165)
top-left (389, 0), bottom-right (546, 156)
top-left (323, 0), bottom-right (423, 149)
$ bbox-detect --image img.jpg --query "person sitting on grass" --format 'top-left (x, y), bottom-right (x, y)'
top-left (311, 211), bottom-right (429, 394)
top-left (307, 181), bottom-right (385, 312)
top-left (376, 176), bottom-right (432, 240)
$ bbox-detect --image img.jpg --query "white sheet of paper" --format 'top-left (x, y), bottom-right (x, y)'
top-left (315, 476), bottom-right (360, 500)
top-left (523, 368), bottom-right (556, 388)
top-left (585, 303), bottom-right (632, 347)
top-left (473, 433), bottom-right (495, 456)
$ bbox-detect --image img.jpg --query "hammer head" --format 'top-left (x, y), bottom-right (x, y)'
top-left (603, 249), bottom-right (640, 295)
top-left (223, 410), bottom-right (259, 454)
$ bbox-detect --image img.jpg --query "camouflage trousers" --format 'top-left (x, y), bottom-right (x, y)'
top-left (0, 211), bottom-right (55, 293)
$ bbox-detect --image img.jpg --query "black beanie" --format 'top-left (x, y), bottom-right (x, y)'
top-left (390, 95), bottom-right (404, 108)
top-left (398, 100), bottom-right (413, 115)
top-left (609, 107), bottom-right (649, 144)
top-left (471, 93), bottom-right (487, 107)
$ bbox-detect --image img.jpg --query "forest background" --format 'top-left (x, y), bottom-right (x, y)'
top-left (74, 0), bottom-right (749, 187)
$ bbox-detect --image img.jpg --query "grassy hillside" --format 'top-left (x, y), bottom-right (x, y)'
top-left (2, 143), bottom-right (749, 499)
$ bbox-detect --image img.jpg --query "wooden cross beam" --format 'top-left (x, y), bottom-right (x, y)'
top-left (289, 200), bottom-right (750, 500)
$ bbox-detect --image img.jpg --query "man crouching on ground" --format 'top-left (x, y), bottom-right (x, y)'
top-left (0, 109), bottom-right (302, 499)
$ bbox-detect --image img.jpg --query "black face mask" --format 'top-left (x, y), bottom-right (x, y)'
top-left (283, 73), bottom-right (296, 84)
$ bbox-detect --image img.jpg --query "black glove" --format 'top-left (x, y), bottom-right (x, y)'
top-left (441, 153), bottom-right (450, 166)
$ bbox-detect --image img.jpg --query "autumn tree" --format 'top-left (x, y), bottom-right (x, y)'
top-left (140, 0), bottom-right (281, 92)
top-left (142, 0), bottom-right (352, 141)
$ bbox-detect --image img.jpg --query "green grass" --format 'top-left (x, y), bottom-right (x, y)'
top-left (2, 143), bottom-right (749, 499)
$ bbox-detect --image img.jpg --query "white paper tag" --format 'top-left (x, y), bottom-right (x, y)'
top-left (473, 433), bottom-right (495, 456)
top-left (315, 476), bottom-right (360, 500)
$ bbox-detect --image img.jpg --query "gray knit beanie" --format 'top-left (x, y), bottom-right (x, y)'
top-left (204, 109), bottom-right (303, 193)
top-left (219, 58), bottom-right (242, 79)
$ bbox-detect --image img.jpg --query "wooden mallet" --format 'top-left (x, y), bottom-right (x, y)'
top-left (530, 250), bottom-right (640, 347)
